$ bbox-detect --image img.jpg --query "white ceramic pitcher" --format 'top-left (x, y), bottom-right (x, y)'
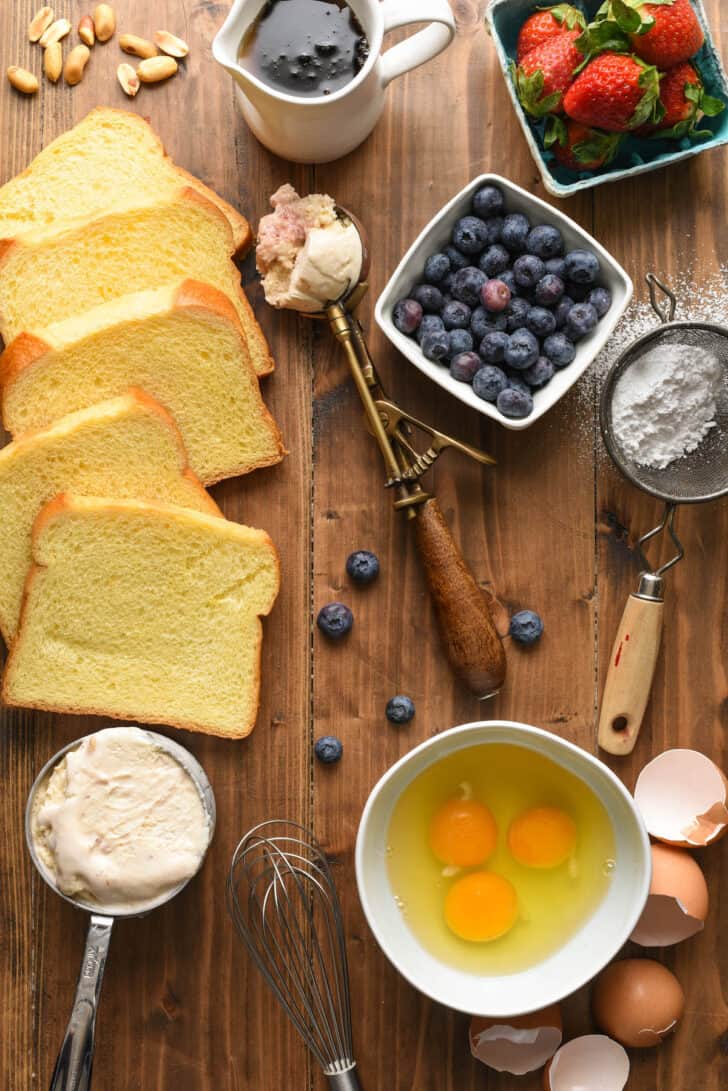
top-left (213, 0), bottom-right (456, 163)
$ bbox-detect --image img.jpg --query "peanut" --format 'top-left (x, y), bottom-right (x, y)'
top-left (64, 44), bottom-right (90, 85)
top-left (28, 6), bottom-right (54, 43)
top-left (39, 17), bottom-right (71, 48)
top-left (119, 33), bottom-right (158, 60)
top-left (137, 55), bottom-right (178, 83)
top-left (7, 66), bottom-right (39, 94)
top-left (78, 15), bottom-right (96, 47)
top-left (93, 4), bottom-right (116, 42)
top-left (153, 30), bottom-right (189, 59)
top-left (117, 62), bottom-right (140, 97)
top-left (43, 41), bottom-right (63, 83)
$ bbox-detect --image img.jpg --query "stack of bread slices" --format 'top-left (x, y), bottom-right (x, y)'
top-left (0, 109), bottom-right (283, 739)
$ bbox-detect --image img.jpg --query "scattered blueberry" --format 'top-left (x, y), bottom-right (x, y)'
top-left (564, 249), bottom-right (600, 285)
top-left (452, 215), bottom-right (489, 255)
top-left (504, 328), bottom-right (539, 370)
top-left (386, 695), bottom-right (416, 725)
top-left (421, 330), bottom-right (451, 362)
top-left (415, 314), bottom-right (445, 344)
top-left (448, 328), bottom-right (474, 356)
top-left (533, 274), bottom-right (564, 307)
top-left (509, 609), bottom-right (544, 646)
top-left (513, 254), bottom-right (546, 289)
top-left (472, 184), bottom-right (505, 218)
top-left (392, 298), bottom-right (423, 335)
top-left (479, 329), bottom-right (510, 364)
top-left (444, 244), bottom-right (469, 272)
top-left (545, 256), bottom-right (567, 279)
top-left (315, 736), bottom-right (343, 763)
top-left (497, 385), bottom-right (534, 418)
top-left (473, 364), bottom-right (508, 402)
top-left (566, 302), bottom-right (599, 341)
top-left (450, 351), bottom-right (481, 383)
top-left (424, 252), bottom-right (451, 284)
top-left (543, 332), bottom-right (577, 368)
top-left (522, 355), bottom-right (555, 388)
top-left (346, 550), bottom-right (379, 584)
top-left (526, 306), bottom-right (557, 338)
top-left (481, 278), bottom-right (512, 313)
top-left (554, 296), bottom-right (575, 329)
top-left (527, 224), bottom-right (563, 259)
top-left (479, 243), bottom-right (511, 277)
top-left (451, 266), bottom-right (487, 306)
top-left (317, 602), bottom-right (354, 640)
top-left (505, 296), bottom-right (531, 332)
top-left (412, 283), bottom-right (444, 314)
top-left (442, 300), bottom-right (471, 330)
top-left (501, 212), bottom-right (531, 253)
top-left (588, 286), bottom-right (612, 318)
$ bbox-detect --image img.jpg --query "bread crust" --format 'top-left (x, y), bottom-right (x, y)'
top-left (0, 331), bottom-right (49, 396)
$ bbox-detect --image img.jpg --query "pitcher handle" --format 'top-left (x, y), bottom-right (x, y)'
top-left (380, 0), bottom-right (456, 88)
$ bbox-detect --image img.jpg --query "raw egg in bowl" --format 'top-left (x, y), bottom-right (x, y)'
top-left (355, 721), bottom-right (651, 1017)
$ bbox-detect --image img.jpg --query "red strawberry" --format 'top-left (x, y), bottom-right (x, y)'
top-left (628, 0), bottom-right (704, 69)
top-left (516, 4), bottom-right (586, 62)
top-left (563, 52), bottom-right (662, 132)
top-left (552, 119), bottom-right (624, 170)
top-left (514, 29), bottom-right (584, 118)
top-left (640, 60), bottom-right (726, 136)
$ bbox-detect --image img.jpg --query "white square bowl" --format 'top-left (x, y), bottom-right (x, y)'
top-left (374, 174), bottom-right (633, 431)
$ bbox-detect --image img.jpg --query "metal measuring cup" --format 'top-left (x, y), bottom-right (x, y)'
top-left (25, 728), bottom-right (216, 1091)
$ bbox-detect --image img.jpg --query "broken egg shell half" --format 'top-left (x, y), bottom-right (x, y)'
top-left (470, 1004), bottom-right (562, 1075)
top-left (634, 748), bottom-right (728, 848)
top-left (630, 843), bottom-right (708, 947)
top-left (592, 958), bottom-right (684, 1048)
top-left (543, 1035), bottom-right (629, 1091)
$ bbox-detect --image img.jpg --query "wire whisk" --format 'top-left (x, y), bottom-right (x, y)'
top-left (227, 821), bottom-right (363, 1090)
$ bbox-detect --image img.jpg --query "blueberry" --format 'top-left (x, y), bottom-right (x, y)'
top-left (386, 695), bottom-right (416, 725)
top-left (505, 296), bottom-right (531, 332)
top-left (444, 244), bottom-right (469, 272)
top-left (317, 602), bottom-right (354, 640)
top-left (509, 609), bottom-right (544, 645)
top-left (421, 330), bottom-right (451, 362)
top-left (450, 351), bottom-right (481, 383)
top-left (588, 286), bottom-right (612, 318)
top-left (543, 332), bottom-right (577, 368)
top-left (522, 355), bottom-right (554, 388)
top-left (564, 248), bottom-right (600, 285)
top-left (471, 307), bottom-right (507, 340)
top-left (526, 306), bottom-right (556, 338)
top-left (472, 183), bottom-right (505, 218)
top-left (412, 283), bottom-right (444, 314)
top-left (451, 266), bottom-right (487, 306)
top-left (481, 216), bottom-right (505, 246)
top-left (481, 278), bottom-right (512, 313)
top-left (315, 736), bottom-right (343, 763)
top-left (416, 314), bottom-right (445, 343)
top-left (448, 328), bottom-right (474, 356)
top-left (498, 269), bottom-right (518, 295)
top-left (566, 302), bottom-right (599, 341)
top-left (554, 296), bottom-right (575, 329)
top-left (441, 300), bottom-right (471, 330)
top-left (533, 274), bottom-right (565, 307)
top-left (473, 364), bottom-right (508, 402)
top-left (479, 243), bottom-right (511, 277)
top-left (513, 254), bottom-right (546, 289)
top-left (497, 386), bottom-right (534, 418)
top-left (452, 215), bottom-right (489, 255)
top-left (566, 280), bottom-right (591, 302)
top-left (392, 299), bottom-right (423, 336)
top-left (501, 212), bottom-right (531, 253)
top-left (424, 252), bottom-right (451, 284)
top-left (506, 374), bottom-right (532, 397)
top-left (545, 256), bottom-right (567, 279)
top-left (504, 328), bottom-right (539, 370)
top-left (527, 224), bottom-right (563, 259)
top-left (440, 272), bottom-right (455, 297)
top-left (479, 330), bottom-right (510, 364)
top-left (346, 549), bottom-right (379, 584)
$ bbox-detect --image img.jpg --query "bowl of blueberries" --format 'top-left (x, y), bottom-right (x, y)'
top-left (374, 175), bottom-right (632, 428)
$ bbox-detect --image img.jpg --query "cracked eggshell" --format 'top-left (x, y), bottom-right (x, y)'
top-left (592, 958), bottom-right (684, 1048)
top-left (630, 843), bottom-right (709, 947)
top-left (543, 1035), bottom-right (629, 1091)
top-left (634, 749), bottom-right (728, 847)
top-left (470, 1005), bottom-right (562, 1075)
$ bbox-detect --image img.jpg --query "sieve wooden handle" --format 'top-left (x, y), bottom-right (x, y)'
top-left (598, 594), bottom-right (665, 756)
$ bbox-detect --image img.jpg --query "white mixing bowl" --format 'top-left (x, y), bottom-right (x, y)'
top-left (355, 720), bottom-right (651, 1017)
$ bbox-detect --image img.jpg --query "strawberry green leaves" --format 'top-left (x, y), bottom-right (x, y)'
top-left (511, 61), bottom-right (563, 118)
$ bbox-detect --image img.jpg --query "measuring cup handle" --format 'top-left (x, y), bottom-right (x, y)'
top-left (49, 915), bottom-right (114, 1091)
top-left (379, 0), bottom-right (456, 88)
top-left (598, 593), bottom-right (665, 756)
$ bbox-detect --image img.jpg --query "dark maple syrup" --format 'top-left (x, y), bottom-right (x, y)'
top-left (239, 0), bottom-right (370, 98)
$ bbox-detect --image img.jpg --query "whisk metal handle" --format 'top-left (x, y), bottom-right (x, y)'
top-left (646, 273), bottom-right (677, 324)
top-left (327, 1068), bottom-right (364, 1090)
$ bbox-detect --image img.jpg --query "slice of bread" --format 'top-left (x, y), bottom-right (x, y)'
top-left (3, 495), bottom-right (280, 739)
top-left (0, 188), bottom-right (273, 377)
top-left (0, 107), bottom-right (251, 255)
top-left (0, 391), bottom-right (220, 644)
top-left (1, 281), bottom-right (285, 485)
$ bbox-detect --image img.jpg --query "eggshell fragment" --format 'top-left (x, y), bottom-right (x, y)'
top-left (592, 959), bottom-right (684, 1048)
top-left (470, 1005), bottom-right (562, 1075)
top-left (634, 749), bottom-right (728, 847)
top-left (631, 843), bottom-right (709, 947)
top-left (543, 1035), bottom-right (629, 1091)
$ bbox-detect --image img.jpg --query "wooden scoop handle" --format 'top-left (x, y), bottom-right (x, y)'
top-left (598, 593), bottom-right (664, 756)
top-left (412, 498), bottom-right (506, 698)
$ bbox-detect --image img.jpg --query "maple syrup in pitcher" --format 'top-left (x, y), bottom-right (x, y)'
top-left (239, 0), bottom-right (370, 97)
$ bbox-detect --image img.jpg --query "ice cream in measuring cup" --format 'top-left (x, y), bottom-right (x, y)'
top-left (257, 184), bottom-right (363, 312)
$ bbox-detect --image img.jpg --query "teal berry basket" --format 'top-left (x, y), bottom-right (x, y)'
top-left (486, 0), bottom-right (728, 197)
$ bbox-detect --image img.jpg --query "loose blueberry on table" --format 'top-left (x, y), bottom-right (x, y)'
top-left (315, 736), bottom-right (344, 764)
top-left (509, 609), bottom-right (544, 646)
top-left (385, 695), bottom-right (416, 725)
top-left (391, 183), bottom-right (612, 420)
top-left (346, 549), bottom-right (380, 584)
top-left (316, 602), bottom-right (354, 640)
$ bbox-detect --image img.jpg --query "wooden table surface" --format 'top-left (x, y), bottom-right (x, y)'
top-left (1, 1), bottom-right (726, 1088)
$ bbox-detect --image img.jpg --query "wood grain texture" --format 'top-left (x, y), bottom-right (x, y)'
top-left (0, 1), bottom-right (725, 1090)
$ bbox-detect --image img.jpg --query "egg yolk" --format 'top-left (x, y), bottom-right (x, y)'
top-left (508, 806), bottom-right (576, 869)
top-left (444, 871), bottom-right (518, 942)
top-left (428, 798), bottom-right (497, 868)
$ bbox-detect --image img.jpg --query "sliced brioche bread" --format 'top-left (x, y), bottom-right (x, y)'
top-left (3, 495), bottom-right (280, 738)
top-left (0, 108), bottom-right (251, 255)
top-left (1, 281), bottom-right (285, 485)
top-left (0, 391), bottom-right (219, 644)
top-left (0, 188), bottom-right (273, 376)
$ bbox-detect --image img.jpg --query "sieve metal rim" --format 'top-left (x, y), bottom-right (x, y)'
top-left (600, 318), bottom-right (728, 506)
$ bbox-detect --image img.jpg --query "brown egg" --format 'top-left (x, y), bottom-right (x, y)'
top-left (592, 959), bottom-right (685, 1048)
top-left (630, 843), bottom-right (709, 947)
top-left (470, 1005), bottom-right (562, 1075)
